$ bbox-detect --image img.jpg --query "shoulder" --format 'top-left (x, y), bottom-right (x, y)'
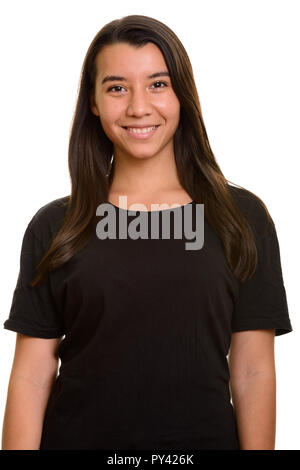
top-left (228, 184), bottom-right (262, 212)
top-left (27, 195), bottom-right (70, 244)
top-left (228, 184), bottom-right (275, 239)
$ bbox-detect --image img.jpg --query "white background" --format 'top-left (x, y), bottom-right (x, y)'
top-left (0, 0), bottom-right (299, 450)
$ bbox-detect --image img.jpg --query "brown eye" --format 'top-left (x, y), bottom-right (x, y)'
top-left (107, 85), bottom-right (125, 93)
top-left (151, 81), bottom-right (168, 89)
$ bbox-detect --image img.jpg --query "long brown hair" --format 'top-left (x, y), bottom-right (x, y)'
top-left (30, 14), bottom-right (274, 287)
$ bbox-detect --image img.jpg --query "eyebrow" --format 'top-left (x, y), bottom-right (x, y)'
top-left (101, 71), bottom-right (170, 85)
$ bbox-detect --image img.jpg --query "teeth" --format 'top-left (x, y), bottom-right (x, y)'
top-left (127, 126), bottom-right (157, 134)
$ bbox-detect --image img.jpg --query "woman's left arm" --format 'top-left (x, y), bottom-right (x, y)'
top-left (228, 329), bottom-right (276, 450)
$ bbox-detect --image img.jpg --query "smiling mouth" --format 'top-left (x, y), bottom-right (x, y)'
top-left (121, 125), bottom-right (160, 139)
top-left (122, 125), bottom-right (160, 130)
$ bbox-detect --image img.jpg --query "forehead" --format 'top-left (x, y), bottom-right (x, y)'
top-left (95, 42), bottom-right (167, 81)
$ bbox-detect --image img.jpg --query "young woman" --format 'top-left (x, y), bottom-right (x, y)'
top-left (2, 15), bottom-right (292, 450)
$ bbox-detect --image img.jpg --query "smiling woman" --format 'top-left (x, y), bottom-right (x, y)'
top-left (90, 41), bottom-right (180, 158)
top-left (2, 14), bottom-right (292, 451)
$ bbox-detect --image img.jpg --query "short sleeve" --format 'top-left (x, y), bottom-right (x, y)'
top-left (3, 224), bottom-right (66, 338)
top-left (231, 198), bottom-right (293, 337)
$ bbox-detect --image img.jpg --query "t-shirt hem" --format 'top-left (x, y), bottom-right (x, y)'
top-left (3, 319), bottom-right (66, 339)
top-left (231, 318), bottom-right (293, 336)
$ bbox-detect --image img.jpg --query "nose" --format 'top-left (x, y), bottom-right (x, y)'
top-left (126, 87), bottom-right (153, 117)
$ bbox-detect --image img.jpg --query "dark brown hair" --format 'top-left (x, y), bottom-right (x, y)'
top-left (30, 14), bottom-right (274, 287)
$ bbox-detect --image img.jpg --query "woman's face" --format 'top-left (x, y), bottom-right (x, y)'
top-left (90, 42), bottom-right (180, 160)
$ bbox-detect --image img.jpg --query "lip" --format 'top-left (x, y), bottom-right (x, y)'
top-left (122, 125), bottom-right (160, 140)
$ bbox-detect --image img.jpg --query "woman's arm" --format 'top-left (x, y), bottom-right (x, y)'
top-left (2, 333), bottom-right (62, 450)
top-left (228, 329), bottom-right (276, 450)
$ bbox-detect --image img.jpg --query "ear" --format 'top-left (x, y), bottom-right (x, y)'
top-left (90, 94), bottom-right (99, 116)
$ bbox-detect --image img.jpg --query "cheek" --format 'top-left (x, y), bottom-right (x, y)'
top-left (98, 103), bottom-right (118, 123)
top-left (98, 117), bottom-right (118, 143)
top-left (98, 106), bottom-right (120, 135)
top-left (156, 96), bottom-right (180, 121)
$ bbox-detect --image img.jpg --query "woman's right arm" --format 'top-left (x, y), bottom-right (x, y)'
top-left (2, 333), bottom-right (62, 450)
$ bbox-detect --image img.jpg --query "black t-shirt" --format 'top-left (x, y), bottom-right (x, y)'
top-left (3, 186), bottom-right (293, 450)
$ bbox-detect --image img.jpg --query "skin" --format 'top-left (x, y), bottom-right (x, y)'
top-left (90, 42), bottom-right (192, 210)
top-left (2, 334), bottom-right (62, 449)
top-left (229, 329), bottom-right (276, 449)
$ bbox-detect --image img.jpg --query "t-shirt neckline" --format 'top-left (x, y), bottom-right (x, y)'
top-left (107, 200), bottom-right (194, 213)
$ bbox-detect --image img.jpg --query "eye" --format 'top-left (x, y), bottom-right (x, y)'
top-left (107, 85), bottom-right (125, 93)
top-left (107, 80), bottom-right (168, 93)
top-left (150, 81), bottom-right (168, 89)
